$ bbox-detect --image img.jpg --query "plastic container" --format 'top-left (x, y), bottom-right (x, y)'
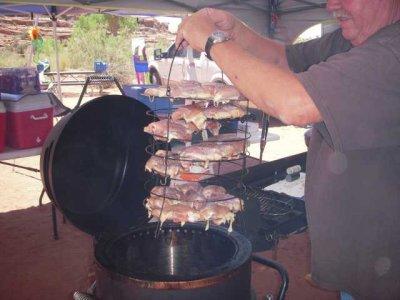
top-left (0, 67), bottom-right (41, 94)
top-left (134, 61), bottom-right (149, 73)
top-left (94, 60), bottom-right (108, 73)
top-left (123, 84), bottom-right (184, 114)
top-left (0, 102), bottom-right (6, 152)
top-left (132, 56), bottom-right (149, 73)
top-left (5, 94), bottom-right (53, 149)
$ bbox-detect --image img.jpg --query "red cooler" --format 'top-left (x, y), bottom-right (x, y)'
top-left (0, 102), bottom-right (6, 152)
top-left (5, 94), bottom-right (53, 149)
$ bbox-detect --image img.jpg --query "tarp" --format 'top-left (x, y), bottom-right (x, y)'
top-left (0, 0), bottom-right (335, 43)
top-left (0, 5), bottom-right (83, 15)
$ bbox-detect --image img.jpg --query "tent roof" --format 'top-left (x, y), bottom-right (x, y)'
top-left (0, 3), bottom-right (86, 15)
top-left (0, 0), bottom-right (333, 42)
top-left (0, 0), bottom-right (327, 15)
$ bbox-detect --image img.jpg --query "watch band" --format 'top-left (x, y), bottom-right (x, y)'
top-left (205, 36), bottom-right (215, 61)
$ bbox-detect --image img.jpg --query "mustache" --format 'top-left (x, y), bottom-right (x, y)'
top-left (332, 10), bottom-right (350, 18)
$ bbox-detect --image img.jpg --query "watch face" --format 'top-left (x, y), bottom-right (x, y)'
top-left (212, 30), bottom-right (229, 43)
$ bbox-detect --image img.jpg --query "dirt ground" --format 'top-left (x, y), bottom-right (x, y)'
top-left (0, 85), bottom-right (339, 300)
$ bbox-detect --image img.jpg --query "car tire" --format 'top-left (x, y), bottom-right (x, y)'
top-left (149, 69), bottom-right (162, 85)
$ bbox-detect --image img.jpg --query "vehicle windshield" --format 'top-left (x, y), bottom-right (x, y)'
top-left (167, 44), bottom-right (201, 59)
top-left (167, 44), bottom-right (186, 58)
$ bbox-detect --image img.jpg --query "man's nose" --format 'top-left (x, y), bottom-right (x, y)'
top-left (326, 0), bottom-right (341, 11)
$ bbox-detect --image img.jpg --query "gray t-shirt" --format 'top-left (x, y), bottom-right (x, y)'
top-left (286, 24), bottom-right (400, 299)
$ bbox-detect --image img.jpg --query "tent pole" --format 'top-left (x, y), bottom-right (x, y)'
top-left (27, 13), bottom-right (35, 67)
top-left (44, 5), bottom-right (62, 101)
top-left (52, 18), bottom-right (62, 101)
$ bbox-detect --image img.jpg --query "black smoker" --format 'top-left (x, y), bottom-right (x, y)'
top-left (40, 95), bottom-right (288, 300)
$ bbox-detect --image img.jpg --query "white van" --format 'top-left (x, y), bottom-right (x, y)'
top-left (148, 43), bottom-right (231, 85)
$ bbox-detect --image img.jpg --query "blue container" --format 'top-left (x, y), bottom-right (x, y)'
top-left (133, 60), bottom-right (149, 73)
top-left (94, 60), bottom-right (108, 73)
top-left (123, 84), bottom-right (181, 114)
top-left (36, 60), bottom-right (50, 73)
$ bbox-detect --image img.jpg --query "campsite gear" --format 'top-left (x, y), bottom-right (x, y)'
top-left (40, 95), bottom-right (288, 300)
top-left (5, 94), bottom-right (53, 149)
top-left (0, 67), bottom-right (40, 94)
top-left (94, 60), bottom-right (108, 73)
top-left (0, 102), bottom-right (6, 152)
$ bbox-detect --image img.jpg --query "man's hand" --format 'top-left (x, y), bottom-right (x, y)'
top-left (175, 8), bottom-right (238, 52)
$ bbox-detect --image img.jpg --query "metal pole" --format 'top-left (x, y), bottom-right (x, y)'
top-left (258, 0), bottom-right (274, 163)
top-left (51, 203), bottom-right (59, 240)
top-left (27, 14), bottom-right (36, 67)
top-left (52, 19), bottom-right (62, 101)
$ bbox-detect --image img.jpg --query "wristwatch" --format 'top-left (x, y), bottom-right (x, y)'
top-left (205, 30), bottom-right (230, 60)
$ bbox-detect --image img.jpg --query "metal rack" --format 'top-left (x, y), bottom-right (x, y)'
top-left (143, 43), bottom-right (252, 237)
top-left (74, 74), bottom-right (125, 110)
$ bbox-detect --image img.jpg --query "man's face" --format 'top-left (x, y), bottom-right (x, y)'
top-left (327, 0), bottom-right (395, 45)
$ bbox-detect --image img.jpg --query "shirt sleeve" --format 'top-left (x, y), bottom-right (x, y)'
top-left (296, 37), bottom-right (400, 151)
top-left (286, 29), bottom-right (352, 73)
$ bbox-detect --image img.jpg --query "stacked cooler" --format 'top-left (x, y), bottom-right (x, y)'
top-left (0, 67), bottom-right (40, 94)
top-left (0, 67), bottom-right (53, 152)
top-left (0, 102), bottom-right (5, 152)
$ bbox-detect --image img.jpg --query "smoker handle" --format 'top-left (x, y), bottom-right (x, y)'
top-left (252, 254), bottom-right (289, 300)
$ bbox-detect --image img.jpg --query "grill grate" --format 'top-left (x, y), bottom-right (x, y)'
top-left (246, 187), bottom-right (306, 232)
top-left (247, 188), bottom-right (296, 217)
top-left (230, 186), bottom-right (307, 251)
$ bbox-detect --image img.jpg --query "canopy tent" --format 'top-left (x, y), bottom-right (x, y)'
top-left (0, 0), bottom-right (336, 99)
top-left (0, 4), bottom-right (85, 15)
top-left (0, 4), bottom-right (91, 100)
top-left (0, 0), bottom-right (334, 42)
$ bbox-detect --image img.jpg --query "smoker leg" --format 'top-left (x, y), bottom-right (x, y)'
top-left (252, 254), bottom-right (289, 300)
top-left (266, 231), bottom-right (280, 261)
top-left (87, 281), bottom-right (96, 295)
top-left (51, 203), bottom-right (59, 240)
top-left (272, 233), bottom-right (279, 261)
top-left (39, 188), bottom-right (45, 206)
top-left (73, 292), bottom-right (94, 300)
top-left (62, 214), bottom-right (66, 224)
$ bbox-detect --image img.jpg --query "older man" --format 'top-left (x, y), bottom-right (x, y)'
top-left (176, 1), bottom-right (400, 299)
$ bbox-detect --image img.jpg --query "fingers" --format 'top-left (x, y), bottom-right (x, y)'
top-left (178, 40), bottom-right (189, 51)
top-left (175, 11), bottom-right (217, 52)
top-left (204, 8), bottom-right (235, 32)
top-left (175, 17), bottom-right (187, 48)
top-left (175, 30), bottom-right (184, 48)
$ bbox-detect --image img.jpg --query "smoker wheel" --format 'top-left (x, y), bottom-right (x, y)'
top-left (73, 291), bottom-right (94, 300)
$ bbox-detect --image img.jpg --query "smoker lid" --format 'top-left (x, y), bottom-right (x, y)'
top-left (42, 95), bottom-right (155, 236)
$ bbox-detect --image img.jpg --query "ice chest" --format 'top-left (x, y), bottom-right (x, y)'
top-left (5, 94), bottom-right (53, 149)
top-left (0, 102), bottom-right (5, 152)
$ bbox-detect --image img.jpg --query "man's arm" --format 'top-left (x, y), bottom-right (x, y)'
top-left (176, 8), bottom-right (322, 126)
top-left (177, 8), bottom-right (290, 69)
top-left (210, 40), bottom-right (322, 126)
top-left (231, 20), bottom-right (290, 69)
